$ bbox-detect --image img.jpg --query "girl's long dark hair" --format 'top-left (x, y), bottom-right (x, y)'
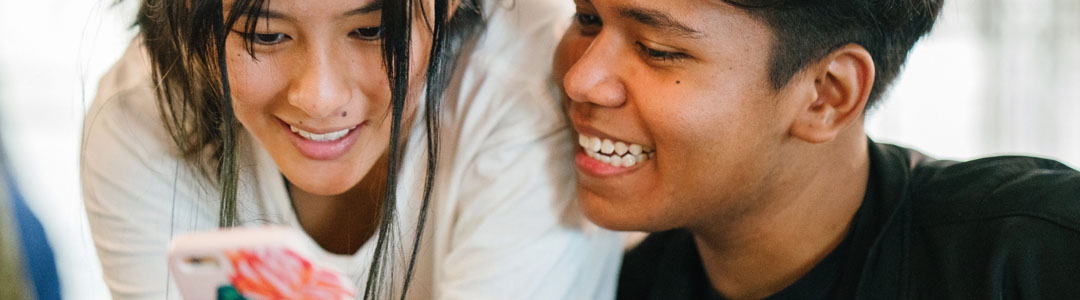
top-left (136, 0), bottom-right (483, 299)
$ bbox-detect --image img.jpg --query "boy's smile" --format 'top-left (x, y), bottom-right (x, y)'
top-left (554, 0), bottom-right (799, 232)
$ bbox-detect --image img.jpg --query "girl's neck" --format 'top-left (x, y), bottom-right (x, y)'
top-left (289, 153), bottom-right (389, 255)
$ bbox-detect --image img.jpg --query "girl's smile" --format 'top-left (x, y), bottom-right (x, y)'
top-left (280, 119), bottom-right (365, 161)
top-left (224, 0), bottom-right (431, 196)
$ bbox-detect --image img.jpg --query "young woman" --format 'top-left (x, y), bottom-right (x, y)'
top-left (81, 0), bottom-right (622, 299)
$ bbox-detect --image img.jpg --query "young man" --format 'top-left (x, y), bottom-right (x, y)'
top-left (553, 0), bottom-right (1080, 299)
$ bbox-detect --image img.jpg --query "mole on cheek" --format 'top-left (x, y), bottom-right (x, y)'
top-left (342, 111), bottom-right (348, 117)
top-left (676, 80), bottom-right (681, 84)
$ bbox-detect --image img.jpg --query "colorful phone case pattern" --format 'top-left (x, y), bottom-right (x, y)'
top-left (223, 247), bottom-right (355, 300)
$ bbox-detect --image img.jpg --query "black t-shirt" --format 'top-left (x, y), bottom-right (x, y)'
top-left (617, 140), bottom-right (1080, 299)
top-left (618, 202), bottom-right (864, 300)
top-left (617, 145), bottom-right (887, 300)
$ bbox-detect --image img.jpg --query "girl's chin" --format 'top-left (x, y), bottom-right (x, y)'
top-left (283, 173), bottom-right (361, 196)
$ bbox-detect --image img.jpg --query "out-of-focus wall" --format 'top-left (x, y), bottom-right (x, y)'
top-left (0, 0), bottom-right (137, 298)
top-left (867, 0), bottom-right (1080, 167)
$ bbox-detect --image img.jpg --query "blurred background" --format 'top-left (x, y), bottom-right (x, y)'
top-left (0, 0), bottom-right (1077, 298)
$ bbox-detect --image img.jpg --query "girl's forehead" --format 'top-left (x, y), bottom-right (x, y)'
top-left (224, 0), bottom-right (384, 21)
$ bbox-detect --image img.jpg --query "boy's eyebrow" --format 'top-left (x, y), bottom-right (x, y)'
top-left (617, 6), bottom-right (704, 39)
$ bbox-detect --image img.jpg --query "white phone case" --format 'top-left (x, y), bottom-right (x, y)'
top-left (167, 226), bottom-right (356, 300)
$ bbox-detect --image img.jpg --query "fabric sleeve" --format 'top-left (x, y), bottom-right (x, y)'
top-left (432, 74), bottom-right (624, 300)
top-left (993, 170), bottom-right (1080, 299)
top-left (81, 82), bottom-right (217, 300)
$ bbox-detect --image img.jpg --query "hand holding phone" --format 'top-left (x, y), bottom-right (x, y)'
top-left (168, 226), bottom-right (356, 300)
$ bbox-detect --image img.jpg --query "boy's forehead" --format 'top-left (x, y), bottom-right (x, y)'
top-left (613, 3), bottom-right (706, 39)
top-left (586, 0), bottom-right (760, 36)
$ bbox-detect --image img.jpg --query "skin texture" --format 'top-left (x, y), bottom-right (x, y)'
top-left (554, 0), bottom-right (875, 298)
top-left (222, 0), bottom-right (435, 254)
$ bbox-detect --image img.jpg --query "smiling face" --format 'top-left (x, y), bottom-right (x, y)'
top-left (555, 0), bottom-right (813, 232)
top-left (224, 0), bottom-right (433, 196)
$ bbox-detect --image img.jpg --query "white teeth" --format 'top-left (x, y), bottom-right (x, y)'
top-left (577, 133), bottom-right (655, 169)
top-left (600, 139), bottom-right (614, 154)
top-left (615, 142), bottom-right (628, 156)
top-left (291, 125), bottom-right (353, 142)
top-left (624, 155), bottom-right (637, 167)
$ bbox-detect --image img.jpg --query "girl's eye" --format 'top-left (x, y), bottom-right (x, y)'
top-left (574, 12), bottom-right (602, 35)
top-left (575, 12), bottom-right (601, 26)
top-left (251, 33), bottom-right (289, 45)
top-left (350, 27), bottom-right (383, 40)
top-left (636, 42), bottom-right (688, 63)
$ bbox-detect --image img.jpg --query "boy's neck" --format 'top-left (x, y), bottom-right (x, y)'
top-left (690, 129), bottom-right (869, 300)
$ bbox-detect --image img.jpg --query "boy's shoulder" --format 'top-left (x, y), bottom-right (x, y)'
top-left (895, 145), bottom-right (1080, 231)
top-left (877, 143), bottom-right (1080, 298)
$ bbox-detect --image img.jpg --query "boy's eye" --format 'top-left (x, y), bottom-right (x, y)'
top-left (251, 33), bottom-right (288, 45)
top-left (351, 27), bottom-right (383, 40)
top-left (636, 42), bottom-right (689, 63)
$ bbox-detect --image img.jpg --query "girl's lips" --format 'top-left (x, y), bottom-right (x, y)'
top-left (282, 121), bottom-right (363, 161)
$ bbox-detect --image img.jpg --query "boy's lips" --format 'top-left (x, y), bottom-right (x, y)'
top-left (572, 126), bottom-right (656, 177)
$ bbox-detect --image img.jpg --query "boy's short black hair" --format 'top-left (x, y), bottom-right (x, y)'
top-left (723, 0), bottom-right (944, 109)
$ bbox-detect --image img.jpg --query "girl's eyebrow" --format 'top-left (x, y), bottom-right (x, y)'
top-left (254, 1), bottom-right (383, 21)
top-left (343, 1), bottom-right (384, 17)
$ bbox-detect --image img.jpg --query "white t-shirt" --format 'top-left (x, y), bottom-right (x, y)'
top-left (81, 1), bottom-right (623, 299)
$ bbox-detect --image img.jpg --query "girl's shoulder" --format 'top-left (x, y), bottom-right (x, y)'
top-left (443, 0), bottom-right (574, 146)
top-left (84, 38), bottom-right (176, 159)
top-left (469, 0), bottom-right (573, 80)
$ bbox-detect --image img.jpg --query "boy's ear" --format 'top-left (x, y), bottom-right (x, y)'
top-left (789, 44), bottom-right (875, 144)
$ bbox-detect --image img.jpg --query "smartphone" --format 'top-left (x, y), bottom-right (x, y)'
top-left (167, 226), bottom-right (356, 300)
